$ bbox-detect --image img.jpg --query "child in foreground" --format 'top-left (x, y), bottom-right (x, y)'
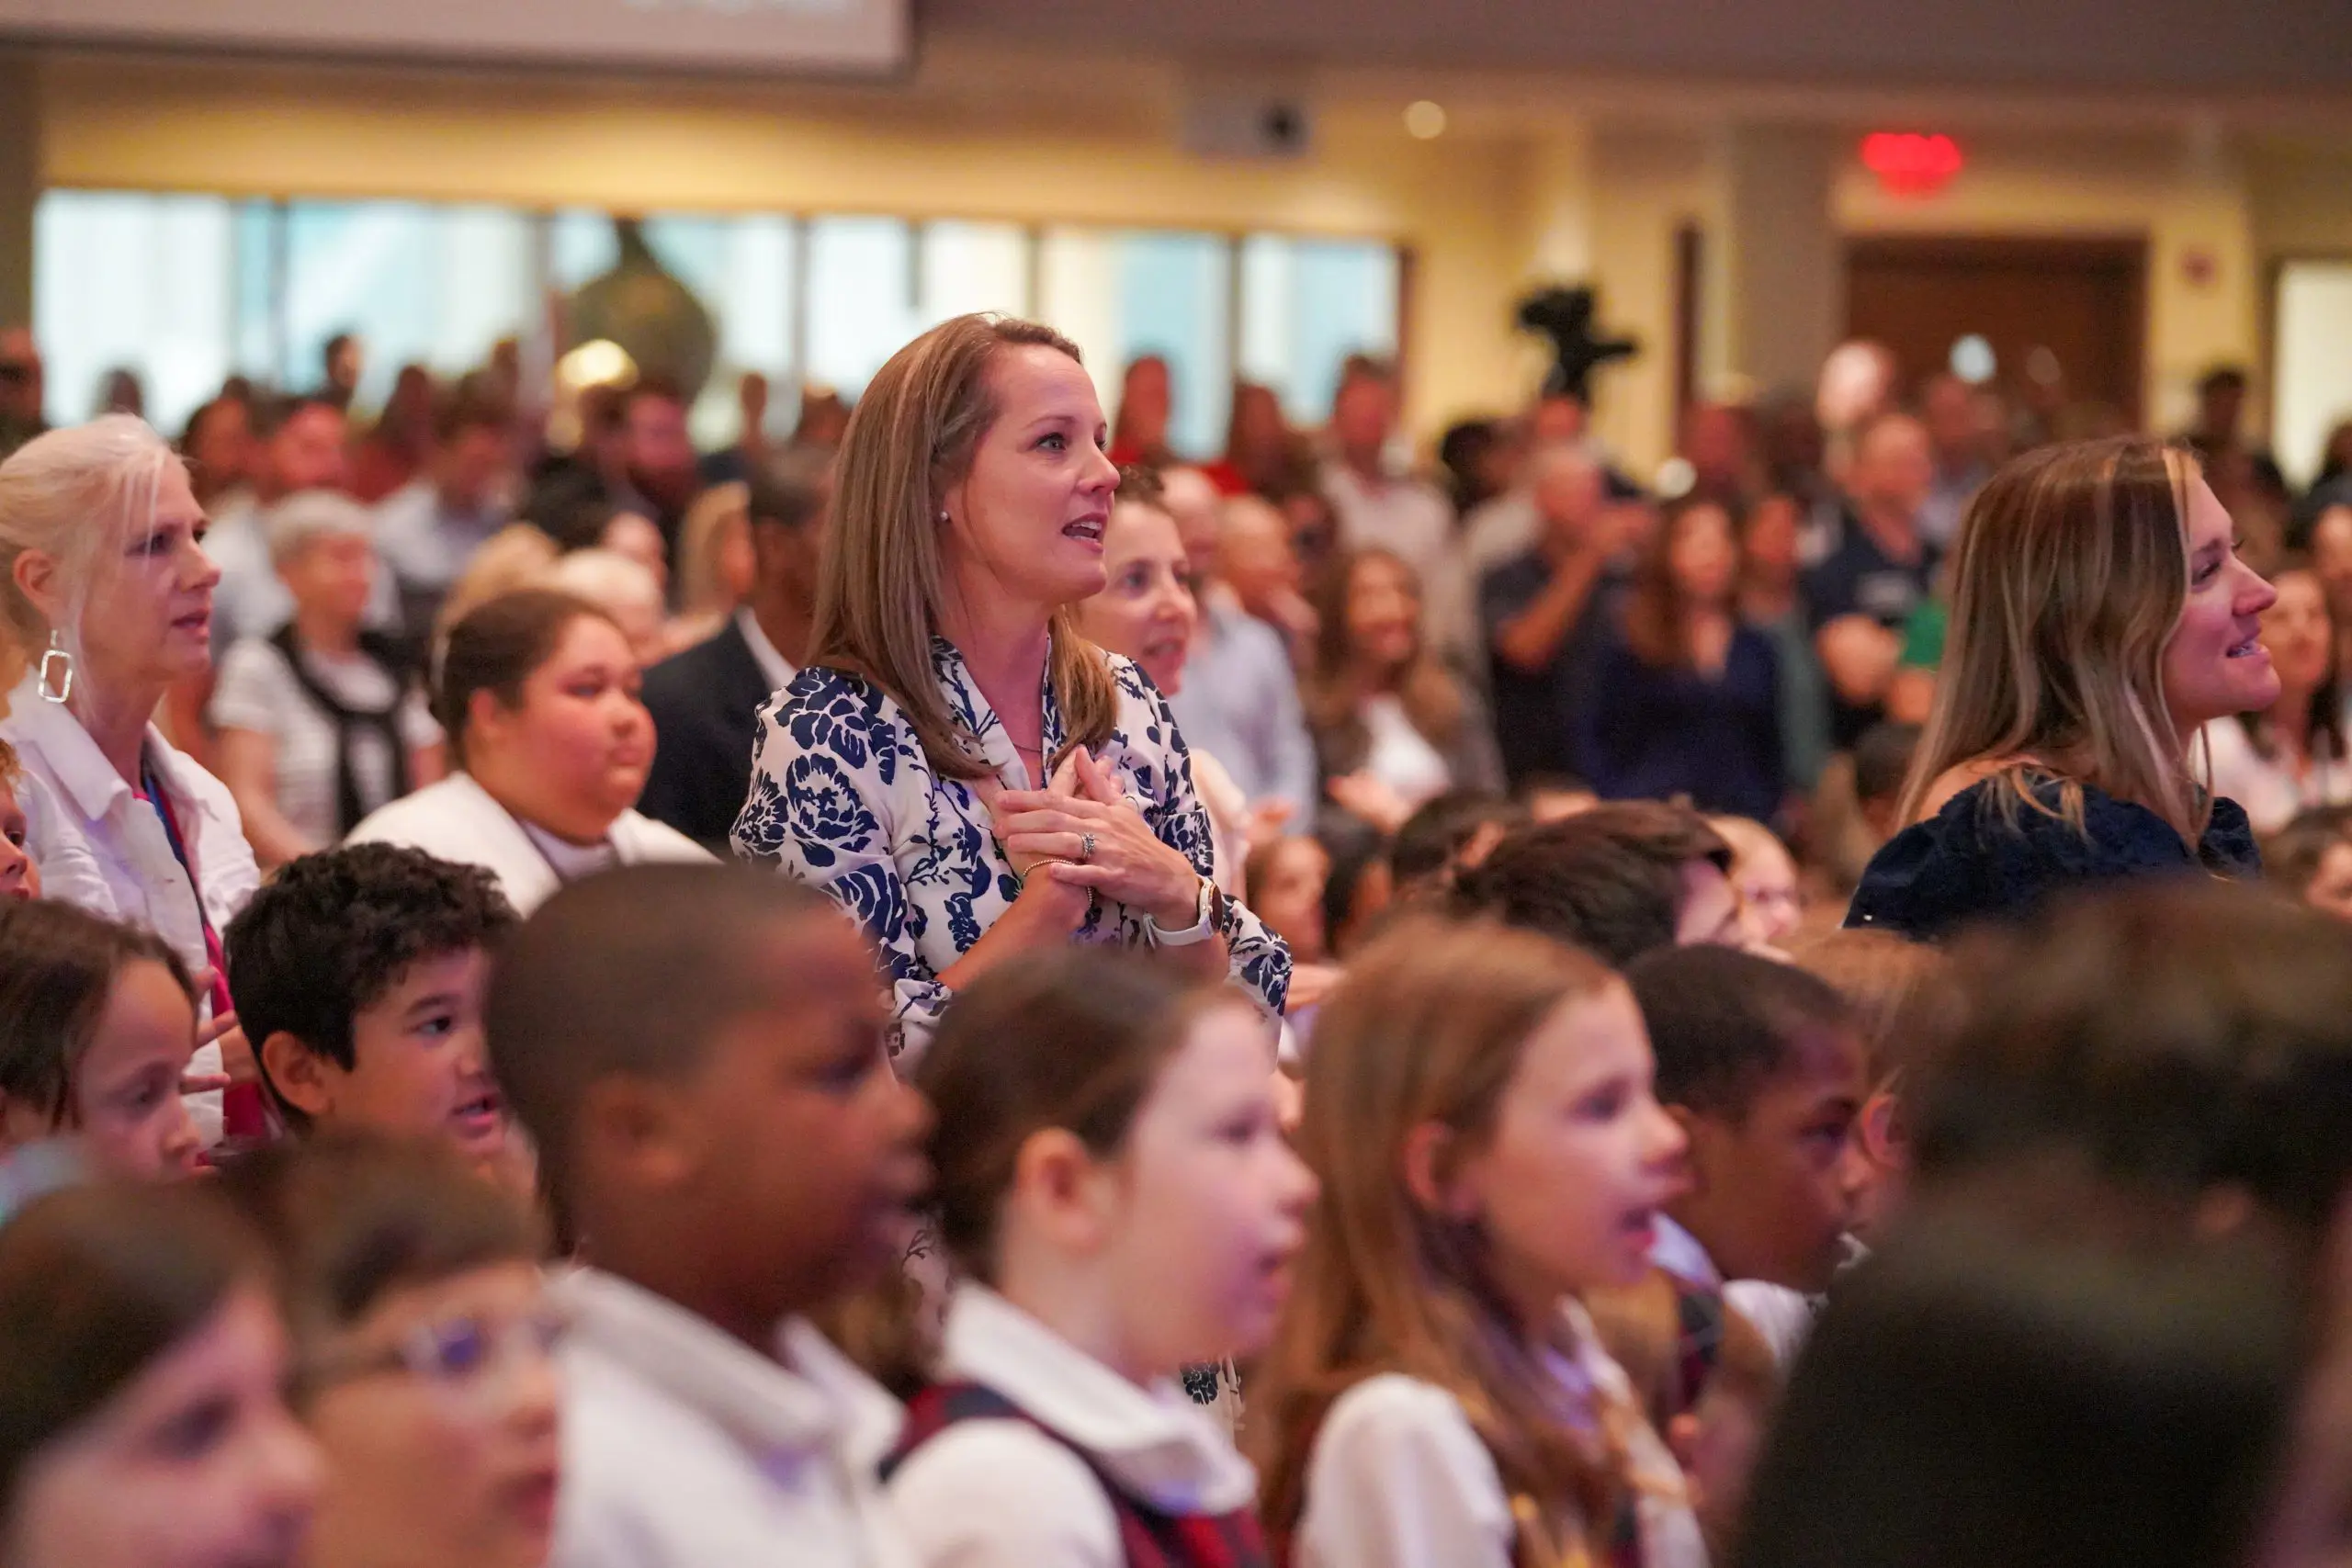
top-left (0, 897), bottom-right (204, 1179)
top-left (1790, 929), bottom-right (1946, 1241)
top-left (883, 949), bottom-right (1316, 1568)
top-left (485, 863), bottom-right (932, 1568)
top-left (225, 842), bottom-right (518, 1172)
top-left (1252, 917), bottom-right (1702, 1568)
top-left (1625, 944), bottom-right (1867, 1365)
top-left (221, 1134), bottom-right (560, 1568)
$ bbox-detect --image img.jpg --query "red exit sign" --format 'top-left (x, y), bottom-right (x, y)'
top-left (1861, 132), bottom-right (1965, 197)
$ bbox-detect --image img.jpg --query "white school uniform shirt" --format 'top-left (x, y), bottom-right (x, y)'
top-left (1296, 1300), bottom-right (1704, 1568)
top-left (345, 772), bottom-right (710, 914)
top-left (886, 1286), bottom-right (1258, 1568)
top-left (1650, 1213), bottom-right (1818, 1370)
top-left (548, 1268), bottom-right (916, 1568)
top-left (2, 674), bottom-right (259, 1142)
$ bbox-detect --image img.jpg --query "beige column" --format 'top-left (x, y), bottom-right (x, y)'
top-left (1522, 123), bottom-right (1597, 284)
top-left (1722, 124), bottom-right (1841, 398)
top-left (0, 51), bottom-right (37, 330)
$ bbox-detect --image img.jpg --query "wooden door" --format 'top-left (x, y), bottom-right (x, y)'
top-left (1845, 235), bottom-right (2147, 428)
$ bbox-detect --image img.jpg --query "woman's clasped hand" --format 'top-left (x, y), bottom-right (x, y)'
top-left (989, 745), bottom-right (1204, 929)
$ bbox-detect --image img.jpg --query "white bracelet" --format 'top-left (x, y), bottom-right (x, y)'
top-left (1146, 876), bottom-right (1217, 947)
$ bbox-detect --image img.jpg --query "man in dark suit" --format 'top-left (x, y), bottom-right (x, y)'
top-left (637, 449), bottom-right (829, 850)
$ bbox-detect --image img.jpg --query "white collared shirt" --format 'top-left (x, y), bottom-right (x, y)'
top-left (1296, 1301), bottom-right (1703, 1568)
top-left (345, 772), bottom-right (711, 914)
top-left (549, 1268), bottom-right (917, 1568)
top-left (1649, 1213), bottom-right (1819, 1369)
top-left (737, 604), bottom-right (799, 696)
top-left (3, 675), bottom-right (260, 1142)
top-left (886, 1286), bottom-right (1255, 1568)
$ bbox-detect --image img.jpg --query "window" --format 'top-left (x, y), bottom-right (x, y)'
top-left (34, 190), bottom-right (238, 435)
top-left (1038, 228), bottom-right (1230, 457)
top-left (2274, 260), bottom-right (2352, 490)
top-left (280, 201), bottom-right (534, 405)
top-left (33, 190), bottom-right (1405, 468)
top-left (804, 216), bottom-right (919, 400)
top-left (1238, 234), bottom-right (1401, 425)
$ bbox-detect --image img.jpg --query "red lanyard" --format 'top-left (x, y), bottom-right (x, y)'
top-left (139, 759), bottom-right (266, 1140)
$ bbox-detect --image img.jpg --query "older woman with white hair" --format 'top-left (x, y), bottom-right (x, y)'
top-left (210, 491), bottom-right (444, 868)
top-left (0, 416), bottom-right (261, 1143)
top-left (546, 547), bottom-right (670, 668)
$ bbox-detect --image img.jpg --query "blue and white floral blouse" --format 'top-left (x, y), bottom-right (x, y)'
top-left (732, 635), bottom-right (1292, 1057)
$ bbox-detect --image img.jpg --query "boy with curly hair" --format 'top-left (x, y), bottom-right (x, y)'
top-left (224, 842), bottom-right (517, 1169)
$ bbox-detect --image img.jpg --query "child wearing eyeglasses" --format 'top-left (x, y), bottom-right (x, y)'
top-left (220, 1133), bottom-right (560, 1568)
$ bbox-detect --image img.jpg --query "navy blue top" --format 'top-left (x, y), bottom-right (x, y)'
top-left (1479, 550), bottom-right (1627, 787)
top-left (1846, 773), bottom-right (2261, 942)
top-left (1580, 622), bottom-right (1784, 822)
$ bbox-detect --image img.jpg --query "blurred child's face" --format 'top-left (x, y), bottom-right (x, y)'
top-left (1252, 840), bottom-right (1331, 964)
top-left (275, 949), bottom-right (505, 1168)
top-left (1731, 838), bottom-right (1802, 948)
top-left (305, 1262), bottom-right (560, 1568)
top-left (2303, 840), bottom-right (2352, 924)
top-left (6, 1287), bottom-right (319, 1568)
top-left (1102, 1002), bottom-right (1317, 1373)
top-left (667, 917), bottom-right (933, 1316)
top-left (1675, 860), bottom-right (1746, 948)
top-left (0, 777), bottom-right (37, 900)
top-left (1670, 1028), bottom-right (1867, 1292)
top-left (73, 960), bottom-right (202, 1180)
top-left (1444, 982), bottom-right (1689, 1324)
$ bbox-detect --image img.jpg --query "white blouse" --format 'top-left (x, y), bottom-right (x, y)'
top-left (3, 675), bottom-right (260, 1142)
top-left (345, 772), bottom-right (710, 914)
top-left (2199, 716), bottom-right (2352, 836)
top-left (886, 1286), bottom-right (1259, 1568)
top-left (1296, 1303), bottom-right (1704, 1568)
top-left (1357, 694), bottom-right (1454, 814)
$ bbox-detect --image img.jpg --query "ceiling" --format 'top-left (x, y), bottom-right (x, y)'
top-left (925, 0), bottom-right (2352, 96)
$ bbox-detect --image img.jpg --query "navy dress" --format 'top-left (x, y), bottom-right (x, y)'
top-left (1579, 623), bottom-right (1785, 823)
top-left (1846, 773), bottom-right (2261, 942)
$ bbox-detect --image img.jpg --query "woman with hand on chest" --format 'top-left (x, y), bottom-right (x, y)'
top-left (732, 314), bottom-right (1292, 1060)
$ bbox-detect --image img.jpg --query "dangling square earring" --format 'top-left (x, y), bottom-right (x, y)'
top-left (37, 629), bottom-right (73, 705)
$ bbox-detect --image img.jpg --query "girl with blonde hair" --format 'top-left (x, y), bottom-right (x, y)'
top-left (731, 313), bottom-right (1292, 1058)
top-left (1848, 435), bottom-right (2278, 941)
top-left (1251, 918), bottom-right (1702, 1568)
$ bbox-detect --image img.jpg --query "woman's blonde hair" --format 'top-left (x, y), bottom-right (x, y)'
top-left (1900, 435), bottom-right (2207, 840)
top-left (1251, 916), bottom-right (1642, 1568)
top-left (811, 314), bottom-right (1115, 780)
top-left (1302, 547), bottom-right (1465, 769)
top-left (0, 415), bottom-right (183, 677)
top-left (432, 524), bottom-right (559, 652)
top-left (675, 479), bottom-right (750, 626)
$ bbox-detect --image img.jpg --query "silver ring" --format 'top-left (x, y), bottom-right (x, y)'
top-left (1079, 831), bottom-right (1097, 863)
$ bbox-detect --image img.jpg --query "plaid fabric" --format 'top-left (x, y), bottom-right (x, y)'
top-left (884, 1381), bottom-right (1270, 1568)
top-left (1669, 1277), bottom-right (1727, 1426)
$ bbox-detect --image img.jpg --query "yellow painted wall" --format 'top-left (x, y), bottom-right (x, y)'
top-left (32, 52), bottom-right (2352, 474)
top-left (33, 53), bottom-right (1538, 446)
